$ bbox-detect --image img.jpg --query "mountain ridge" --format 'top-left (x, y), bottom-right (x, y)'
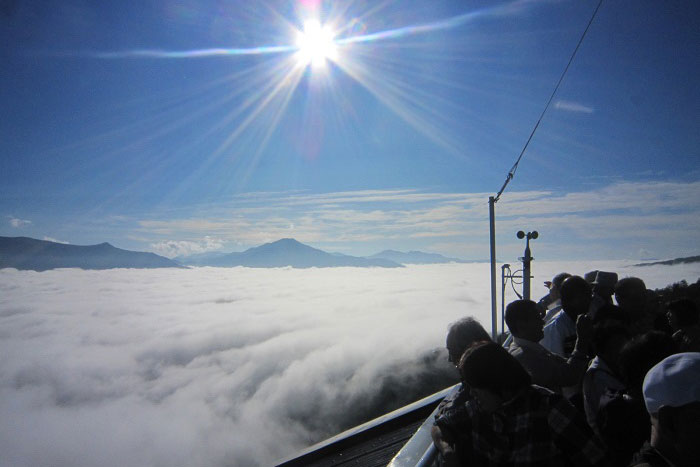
top-left (3, 236), bottom-right (476, 271)
top-left (182, 238), bottom-right (403, 268)
top-left (0, 236), bottom-right (182, 271)
top-left (632, 255), bottom-right (700, 267)
top-left (368, 249), bottom-right (467, 264)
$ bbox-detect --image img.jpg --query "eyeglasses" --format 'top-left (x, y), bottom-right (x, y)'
top-left (447, 352), bottom-right (460, 365)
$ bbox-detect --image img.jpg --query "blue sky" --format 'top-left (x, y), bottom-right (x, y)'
top-left (1, 0), bottom-right (699, 260)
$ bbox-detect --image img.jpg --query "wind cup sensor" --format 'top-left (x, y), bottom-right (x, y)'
top-left (517, 230), bottom-right (538, 300)
top-left (517, 230), bottom-right (538, 240)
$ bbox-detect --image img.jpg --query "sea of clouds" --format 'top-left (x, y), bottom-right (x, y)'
top-left (1, 261), bottom-right (698, 467)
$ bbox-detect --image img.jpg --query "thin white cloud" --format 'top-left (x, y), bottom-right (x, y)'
top-left (150, 236), bottom-right (225, 258)
top-left (43, 236), bottom-right (70, 244)
top-left (282, 190), bottom-right (473, 206)
top-left (497, 181), bottom-right (700, 216)
top-left (8, 216), bottom-right (31, 228)
top-left (553, 99), bottom-right (594, 114)
top-left (130, 180), bottom-right (699, 260)
top-left (494, 0), bottom-right (565, 18)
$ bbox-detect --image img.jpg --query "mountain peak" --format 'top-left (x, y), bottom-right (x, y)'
top-left (183, 238), bottom-right (402, 269)
top-left (255, 238), bottom-right (310, 252)
top-left (270, 238), bottom-right (303, 246)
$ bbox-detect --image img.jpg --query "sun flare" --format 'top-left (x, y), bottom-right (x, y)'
top-left (295, 19), bottom-right (338, 69)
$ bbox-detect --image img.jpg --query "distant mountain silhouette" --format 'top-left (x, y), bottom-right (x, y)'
top-left (179, 238), bottom-right (402, 268)
top-left (632, 255), bottom-right (700, 267)
top-left (369, 249), bottom-right (467, 265)
top-left (0, 236), bottom-right (182, 271)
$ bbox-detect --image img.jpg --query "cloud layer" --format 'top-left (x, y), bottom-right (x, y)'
top-left (1, 262), bottom-right (698, 466)
top-left (130, 180), bottom-right (700, 261)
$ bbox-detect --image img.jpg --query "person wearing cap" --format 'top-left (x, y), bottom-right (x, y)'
top-left (541, 272), bottom-right (572, 324)
top-left (590, 271), bottom-right (618, 315)
top-left (630, 352), bottom-right (700, 467)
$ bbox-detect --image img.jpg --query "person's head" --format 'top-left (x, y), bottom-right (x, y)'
top-left (592, 323), bottom-right (628, 371)
top-left (618, 331), bottom-right (677, 399)
top-left (615, 277), bottom-right (647, 313)
top-left (592, 303), bottom-right (627, 327)
top-left (592, 271), bottom-right (618, 302)
top-left (584, 270), bottom-right (599, 284)
top-left (560, 275), bottom-right (592, 318)
top-left (445, 317), bottom-right (490, 366)
top-left (459, 341), bottom-right (531, 412)
top-left (645, 289), bottom-right (662, 314)
top-left (666, 299), bottom-right (699, 332)
top-left (643, 353), bottom-right (700, 465)
top-left (549, 272), bottom-right (571, 302)
top-left (505, 299), bottom-right (544, 342)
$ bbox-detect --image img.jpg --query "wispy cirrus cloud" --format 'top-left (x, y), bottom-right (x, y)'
top-left (497, 181), bottom-right (700, 217)
top-left (553, 99), bottom-right (594, 114)
top-left (8, 216), bottom-right (31, 228)
top-left (129, 180), bottom-right (700, 260)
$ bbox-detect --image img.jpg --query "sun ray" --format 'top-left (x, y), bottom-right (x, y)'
top-left (237, 63), bottom-right (307, 188)
top-left (65, 2), bottom-right (531, 207)
top-left (173, 58), bottom-right (308, 197)
top-left (332, 50), bottom-right (463, 156)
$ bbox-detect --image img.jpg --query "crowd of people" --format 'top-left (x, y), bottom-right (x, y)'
top-left (431, 271), bottom-right (700, 467)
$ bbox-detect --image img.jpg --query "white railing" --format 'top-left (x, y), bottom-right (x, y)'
top-left (388, 384), bottom-right (460, 467)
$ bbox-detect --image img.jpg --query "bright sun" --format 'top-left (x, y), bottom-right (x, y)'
top-left (295, 19), bottom-right (338, 69)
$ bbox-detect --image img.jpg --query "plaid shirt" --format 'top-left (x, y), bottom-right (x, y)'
top-left (435, 385), bottom-right (610, 467)
top-left (435, 383), bottom-right (471, 420)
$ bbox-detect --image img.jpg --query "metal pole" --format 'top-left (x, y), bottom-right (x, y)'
top-left (501, 264), bottom-right (508, 336)
top-left (489, 196), bottom-right (497, 340)
top-left (523, 237), bottom-right (531, 300)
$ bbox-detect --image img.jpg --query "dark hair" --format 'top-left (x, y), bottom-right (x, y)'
top-left (560, 276), bottom-right (591, 304)
top-left (667, 298), bottom-right (699, 327)
top-left (446, 317), bottom-right (491, 359)
top-left (552, 272), bottom-right (572, 290)
top-left (592, 323), bottom-right (628, 356)
top-left (459, 341), bottom-right (531, 395)
top-left (618, 331), bottom-right (677, 388)
top-left (615, 277), bottom-right (646, 299)
top-left (592, 303), bottom-right (627, 326)
top-left (505, 299), bottom-right (538, 336)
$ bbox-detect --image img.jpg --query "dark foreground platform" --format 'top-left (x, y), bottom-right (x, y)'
top-left (276, 385), bottom-right (457, 467)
